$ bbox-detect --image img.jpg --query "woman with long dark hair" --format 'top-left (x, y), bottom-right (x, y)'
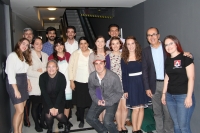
top-left (121, 36), bottom-right (148, 133)
top-left (5, 38), bottom-right (32, 133)
top-left (161, 35), bottom-right (195, 133)
top-left (48, 38), bottom-right (72, 130)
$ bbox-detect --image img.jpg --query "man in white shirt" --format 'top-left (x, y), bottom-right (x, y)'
top-left (106, 24), bottom-right (125, 48)
top-left (65, 26), bottom-right (78, 54)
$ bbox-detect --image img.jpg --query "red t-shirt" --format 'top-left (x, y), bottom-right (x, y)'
top-left (48, 52), bottom-right (70, 62)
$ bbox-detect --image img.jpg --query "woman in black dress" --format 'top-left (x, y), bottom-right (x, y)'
top-left (5, 38), bottom-right (32, 133)
top-left (39, 60), bottom-right (69, 133)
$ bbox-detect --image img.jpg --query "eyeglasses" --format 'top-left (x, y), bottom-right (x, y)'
top-left (164, 42), bottom-right (174, 47)
top-left (147, 33), bottom-right (158, 37)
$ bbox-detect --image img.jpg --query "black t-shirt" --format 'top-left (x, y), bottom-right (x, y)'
top-left (165, 53), bottom-right (193, 94)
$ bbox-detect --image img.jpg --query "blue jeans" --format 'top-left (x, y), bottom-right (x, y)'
top-left (86, 101), bottom-right (119, 133)
top-left (166, 93), bottom-right (195, 133)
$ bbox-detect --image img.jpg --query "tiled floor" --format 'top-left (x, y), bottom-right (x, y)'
top-left (22, 108), bottom-right (156, 133)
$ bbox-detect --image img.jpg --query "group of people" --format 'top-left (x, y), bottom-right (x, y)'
top-left (5, 23), bottom-right (195, 133)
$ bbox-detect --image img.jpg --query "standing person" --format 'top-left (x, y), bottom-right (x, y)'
top-left (22, 27), bottom-right (34, 127)
top-left (68, 37), bottom-right (92, 128)
top-left (89, 36), bottom-right (110, 75)
top-left (106, 24), bottom-right (125, 48)
top-left (105, 36), bottom-right (128, 133)
top-left (27, 37), bottom-right (48, 132)
top-left (5, 38), bottom-right (32, 133)
top-left (48, 38), bottom-right (73, 130)
top-left (42, 27), bottom-right (56, 56)
top-left (65, 26), bottom-right (78, 54)
top-left (161, 35), bottom-right (195, 133)
top-left (39, 60), bottom-right (69, 133)
top-left (121, 36), bottom-right (148, 133)
top-left (86, 55), bottom-right (123, 133)
top-left (23, 27), bottom-right (34, 47)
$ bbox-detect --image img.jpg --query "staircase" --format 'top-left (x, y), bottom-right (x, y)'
top-left (65, 10), bottom-right (85, 41)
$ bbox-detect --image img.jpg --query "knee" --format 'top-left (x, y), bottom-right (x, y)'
top-left (103, 120), bottom-right (113, 128)
top-left (86, 113), bottom-right (95, 124)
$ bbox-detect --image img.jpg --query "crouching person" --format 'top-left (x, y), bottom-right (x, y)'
top-left (86, 55), bottom-right (123, 133)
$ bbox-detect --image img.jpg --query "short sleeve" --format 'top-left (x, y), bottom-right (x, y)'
top-left (184, 56), bottom-right (193, 67)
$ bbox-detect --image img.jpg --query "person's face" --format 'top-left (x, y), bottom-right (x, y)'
top-left (146, 28), bottom-right (160, 45)
top-left (47, 62), bottom-right (58, 76)
top-left (79, 40), bottom-right (89, 52)
top-left (33, 39), bottom-right (42, 52)
top-left (164, 38), bottom-right (177, 54)
top-left (23, 30), bottom-right (33, 42)
top-left (95, 37), bottom-right (105, 49)
top-left (126, 39), bottom-right (136, 52)
top-left (55, 43), bottom-right (64, 53)
top-left (111, 39), bottom-right (121, 52)
top-left (20, 40), bottom-right (29, 52)
top-left (108, 26), bottom-right (119, 37)
top-left (66, 28), bottom-right (76, 40)
top-left (46, 30), bottom-right (56, 41)
top-left (94, 60), bottom-right (106, 74)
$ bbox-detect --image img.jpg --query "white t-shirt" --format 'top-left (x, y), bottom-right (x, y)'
top-left (65, 40), bottom-right (78, 54)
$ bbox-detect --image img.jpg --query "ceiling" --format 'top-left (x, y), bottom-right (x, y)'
top-left (10, 0), bottom-right (145, 30)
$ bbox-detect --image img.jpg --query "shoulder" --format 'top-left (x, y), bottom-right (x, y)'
top-left (48, 54), bottom-right (54, 60)
top-left (106, 69), bottom-right (118, 77)
top-left (65, 52), bottom-right (71, 57)
top-left (58, 72), bottom-right (65, 78)
top-left (40, 72), bottom-right (48, 78)
top-left (41, 51), bottom-right (48, 57)
top-left (7, 52), bottom-right (18, 60)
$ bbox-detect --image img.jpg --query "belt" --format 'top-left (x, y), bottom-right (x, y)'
top-left (156, 79), bottom-right (164, 82)
top-left (129, 72), bottom-right (142, 76)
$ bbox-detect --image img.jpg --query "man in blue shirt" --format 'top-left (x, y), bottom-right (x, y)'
top-left (42, 27), bottom-right (56, 56)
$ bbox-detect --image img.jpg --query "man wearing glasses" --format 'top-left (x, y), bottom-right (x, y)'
top-left (142, 27), bottom-right (174, 133)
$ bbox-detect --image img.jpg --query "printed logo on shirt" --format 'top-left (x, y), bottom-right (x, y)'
top-left (173, 60), bottom-right (182, 69)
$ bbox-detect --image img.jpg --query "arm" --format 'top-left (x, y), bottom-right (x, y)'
top-left (27, 65), bottom-right (42, 78)
top-left (88, 53), bottom-right (95, 73)
top-left (68, 52), bottom-right (76, 80)
top-left (54, 74), bottom-right (66, 109)
top-left (121, 59), bottom-right (128, 93)
top-left (39, 74), bottom-right (54, 109)
top-left (88, 74), bottom-right (99, 104)
top-left (161, 74), bottom-right (169, 105)
top-left (105, 55), bottom-right (110, 70)
top-left (185, 63), bottom-right (195, 108)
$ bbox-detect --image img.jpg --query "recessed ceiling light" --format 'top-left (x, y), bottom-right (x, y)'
top-left (49, 17), bottom-right (56, 21)
top-left (48, 8), bottom-right (57, 11)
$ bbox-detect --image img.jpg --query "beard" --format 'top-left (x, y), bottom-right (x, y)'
top-left (48, 36), bottom-right (56, 41)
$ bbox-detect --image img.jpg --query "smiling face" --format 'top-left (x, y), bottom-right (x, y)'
top-left (46, 30), bottom-right (56, 41)
top-left (147, 28), bottom-right (160, 46)
top-left (23, 30), bottom-right (33, 43)
top-left (33, 39), bottom-right (42, 52)
top-left (94, 60), bottom-right (106, 74)
top-left (55, 43), bottom-right (64, 53)
top-left (47, 61), bottom-right (58, 77)
top-left (110, 39), bottom-right (121, 52)
top-left (108, 26), bottom-right (119, 37)
top-left (95, 37), bottom-right (105, 49)
top-left (79, 40), bottom-right (89, 52)
top-left (164, 38), bottom-right (178, 55)
top-left (126, 39), bottom-right (136, 52)
top-left (66, 28), bottom-right (76, 40)
top-left (19, 40), bottom-right (29, 52)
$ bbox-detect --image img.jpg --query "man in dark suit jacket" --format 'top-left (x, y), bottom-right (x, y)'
top-left (142, 27), bottom-right (174, 133)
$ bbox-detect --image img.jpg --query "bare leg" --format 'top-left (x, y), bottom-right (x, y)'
top-left (121, 99), bottom-right (128, 130)
top-left (13, 102), bottom-right (26, 133)
top-left (115, 99), bottom-right (122, 130)
top-left (19, 101), bottom-right (26, 133)
top-left (132, 108), bottom-right (139, 132)
top-left (137, 108), bottom-right (144, 130)
top-left (99, 110), bottom-right (105, 123)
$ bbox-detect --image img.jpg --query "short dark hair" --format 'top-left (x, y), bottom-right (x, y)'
top-left (66, 26), bottom-right (76, 33)
top-left (146, 27), bottom-right (160, 35)
top-left (46, 27), bottom-right (56, 34)
top-left (108, 24), bottom-right (119, 32)
top-left (32, 37), bottom-right (42, 45)
top-left (78, 36), bottom-right (89, 44)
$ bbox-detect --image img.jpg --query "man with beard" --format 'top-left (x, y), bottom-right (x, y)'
top-left (65, 26), bottom-right (78, 54)
top-left (42, 27), bottom-right (56, 56)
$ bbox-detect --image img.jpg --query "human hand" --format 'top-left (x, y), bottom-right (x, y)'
top-left (146, 89), bottom-right (153, 98)
top-left (184, 96), bottom-right (192, 108)
top-left (14, 90), bottom-right (21, 99)
top-left (101, 100), bottom-right (105, 106)
top-left (123, 93), bottom-right (128, 99)
top-left (70, 81), bottom-right (75, 90)
top-left (37, 68), bottom-right (43, 73)
top-left (183, 52), bottom-right (192, 58)
top-left (27, 81), bottom-right (32, 92)
top-left (161, 94), bottom-right (166, 105)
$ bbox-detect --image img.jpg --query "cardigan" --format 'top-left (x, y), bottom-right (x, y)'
top-left (68, 48), bottom-right (92, 81)
top-left (27, 50), bottom-right (48, 95)
top-left (39, 72), bottom-right (66, 109)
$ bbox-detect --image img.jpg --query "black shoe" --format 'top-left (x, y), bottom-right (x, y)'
top-left (137, 130), bottom-right (143, 133)
top-left (24, 120), bottom-right (31, 127)
top-left (147, 132), bottom-right (153, 133)
top-left (35, 126), bottom-right (43, 132)
top-left (78, 122), bottom-right (84, 128)
top-left (47, 129), bottom-right (52, 133)
top-left (122, 127), bottom-right (128, 133)
top-left (40, 123), bottom-right (48, 129)
top-left (64, 125), bottom-right (70, 133)
top-left (67, 121), bottom-right (73, 130)
top-left (58, 122), bottom-right (63, 129)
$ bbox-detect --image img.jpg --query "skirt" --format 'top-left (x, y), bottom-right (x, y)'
top-left (72, 81), bottom-right (92, 108)
top-left (6, 73), bottom-right (29, 105)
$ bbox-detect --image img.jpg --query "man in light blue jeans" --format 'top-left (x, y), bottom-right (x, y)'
top-left (86, 55), bottom-right (123, 133)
